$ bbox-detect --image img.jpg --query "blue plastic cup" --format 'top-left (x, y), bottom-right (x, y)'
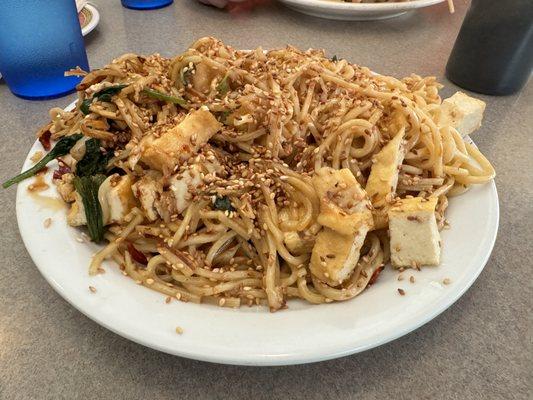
top-left (121, 0), bottom-right (174, 10)
top-left (0, 0), bottom-right (89, 100)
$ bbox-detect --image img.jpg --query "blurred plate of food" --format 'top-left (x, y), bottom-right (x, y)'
top-left (278, 0), bottom-right (451, 21)
top-left (79, 2), bottom-right (100, 36)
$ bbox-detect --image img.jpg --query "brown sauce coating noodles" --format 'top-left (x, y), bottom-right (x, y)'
top-left (45, 37), bottom-right (492, 311)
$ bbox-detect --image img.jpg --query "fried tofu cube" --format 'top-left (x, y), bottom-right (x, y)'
top-left (55, 172), bottom-right (76, 203)
top-left (67, 192), bottom-right (87, 226)
top-left (132, 175), bottom-right (163, 221)
top-left (191, 62), bottom-right (223, 94)
top-left (388, 197), bottom-right (441, 268)
top-left (98, 174), bottom-right (137, 224)
top-left (139, 107), bottom-right (221, 172)
top-left (312, 167), bottom-right (374, 236)
top-left (439, 91), bottom-right (486, 137)
top-left (67, 174), bottom-right (137, 228)
top-left (310, 226), bottom-right (370, 287)
top-left (366, 130), bottom-right (406, 208)
top-left (311, 167), bottom-right (374, 285)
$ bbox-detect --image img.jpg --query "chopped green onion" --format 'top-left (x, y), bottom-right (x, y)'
top-left (142, 88), bottom-right (187, 107)
top-left (2, 134), bottom-right (82, 188)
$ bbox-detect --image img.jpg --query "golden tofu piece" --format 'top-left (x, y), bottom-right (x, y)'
top-left (312, 167), bottom-right (374, 236)
top-left (132, 175), bottom-right (163, 221)
top-left (310, 226), bottom-right (370, 287)
top-left (140, 107), bottom-right (221, 172)
top-left (310, 167), bottom-right (374, 285)
top-left (67, 192), bottom-right (86, 227)
top-left (439, 91), bottom-right (486, 137)
top-left (98, 174), bottom-right (137, 224)
top-left (67, 174), bottom-right (137, 228)
top-left (365, 130), bottom-right (406, 208)
top-left (55, 172), bottom-right (76, 203)
top-left (191, 62), bottom-right (223, 94)
top-left (388, 197), bottom-right (441, 268)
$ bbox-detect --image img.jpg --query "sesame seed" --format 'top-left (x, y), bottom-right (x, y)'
top-left (175, 293), bottom-right (182, 300)
top-left (43, 218), bottom-right (52, 228)
top-left (175, 326), bottom-right (184, 335)
top-left (397, 274), bottom-right (404, 281)
top-left (165, 296), bottom-right (172, 304)
top-left (89, 286), bottom-right (97, 293)
top-left (442, 278), bottom-right (451, 285)
top-left (409, 276), bottom-right (415, 283)
top-left (146, 278), bottom-right (154, 285)
top-left (397, 288), bottom-right (405, 296)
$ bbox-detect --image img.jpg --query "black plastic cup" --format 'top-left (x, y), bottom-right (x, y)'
top-left (446, 0), bottom-right (533, 96)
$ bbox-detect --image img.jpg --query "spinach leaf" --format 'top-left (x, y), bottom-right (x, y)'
top-left (142, 88), bottom-right (187, 107)
top-left (75, 138), bottom-right (110, 177)
top-left (2, 134), bottom-right (82, 188)
top-left (215, 110), bottom-right (231, 124)
top-left (216, 75), bottom-right (230, 96)
top-left (73, 174), bottom-right (106, 242)
top-left (80, 98), bottom-right (93, 115)
top-left (74, 139), bottom-right (112, 242)
top-left (213, 196), bottom-right (235, 212)
top-left (80, 84), bottom-right (128, 115)
top-left (96, 84), bottom-right (128, 102)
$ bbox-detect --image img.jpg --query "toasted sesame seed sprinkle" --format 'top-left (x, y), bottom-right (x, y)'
top-left (43, 218), bottom-right (52, 228)
top-left (89, 286), bottom-right (97, 293)
top-left (175, 326), bottom-right (183, 335)
top-left (398, 288), bottom-right (405, 296)
top-left (409, 276), bottom-right (415, 283)
top-left (443, 278), bottom-right (451, 285)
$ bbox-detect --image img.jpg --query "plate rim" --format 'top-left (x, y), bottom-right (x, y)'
top-left (278, 0), bottom-right (445, 11)
top-left (14, 100), bottom-right (499, 366)
top-left (81, 3), bottom-right (100, 37)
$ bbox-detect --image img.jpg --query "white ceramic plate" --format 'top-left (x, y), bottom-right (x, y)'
top-left (15, 101), bottom-right (498, 365)
top-left (278, 0), bottom-right (445, 20)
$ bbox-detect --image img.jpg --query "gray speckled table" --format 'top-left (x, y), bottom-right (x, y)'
top-left (0, 1), bottom-right (531, 399)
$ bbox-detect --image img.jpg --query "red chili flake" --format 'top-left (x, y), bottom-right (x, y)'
top-left (39, 130), bottom-right (52, 151)
top-left (53, 165), bottom-right (71, 180)
top-left (127, 242), bottom-right (148, 266)
top-left (368, 266), bottom-right (384, 286)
